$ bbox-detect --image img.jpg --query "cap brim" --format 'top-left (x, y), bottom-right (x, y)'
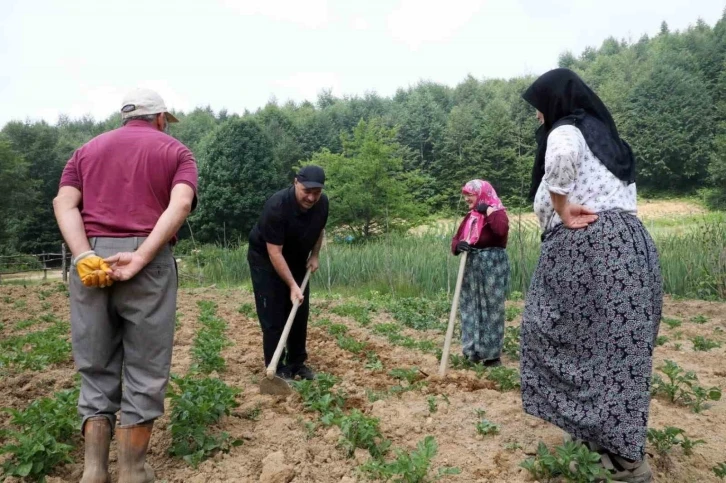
top-left (165, 112), bottom-right (180, 123)
top-left (301, 181), bottom-right (324, 189)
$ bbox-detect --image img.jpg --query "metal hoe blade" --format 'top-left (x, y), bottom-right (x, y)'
top-left (259, 375), bottom-right (293, 396)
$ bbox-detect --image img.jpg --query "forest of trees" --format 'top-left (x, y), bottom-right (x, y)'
top-left (1, 14), bottom-right (726, 253)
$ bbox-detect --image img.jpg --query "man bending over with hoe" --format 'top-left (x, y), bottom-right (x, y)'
top-left (247, 165), bottom-right (328, 381)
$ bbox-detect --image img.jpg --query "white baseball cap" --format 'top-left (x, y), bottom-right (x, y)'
top-left (120, 88), bottom-right (179, 122)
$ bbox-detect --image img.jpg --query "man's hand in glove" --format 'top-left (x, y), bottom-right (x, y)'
top-left (74, 251), bottom-right (113, 288)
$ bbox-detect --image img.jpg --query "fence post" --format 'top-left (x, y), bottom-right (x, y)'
top-left (42, 254), bottom-right (48, 280)
top-left (62, 243), bottom-right (68, 283)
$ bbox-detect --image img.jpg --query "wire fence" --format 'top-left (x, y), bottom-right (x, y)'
top-left (0, 245), bottom-right (71, 282)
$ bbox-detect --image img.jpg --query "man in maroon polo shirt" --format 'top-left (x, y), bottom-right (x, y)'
top-left (53, 88), bottom-right (197, 483)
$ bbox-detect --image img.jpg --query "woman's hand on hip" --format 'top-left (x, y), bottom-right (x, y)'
top-left (561, 204), bottom-right (598, 229)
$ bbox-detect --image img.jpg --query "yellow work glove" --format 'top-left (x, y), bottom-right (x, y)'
top-left (74, 251), bottom-right (114, 288)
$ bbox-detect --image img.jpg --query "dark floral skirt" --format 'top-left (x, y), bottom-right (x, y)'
top-left (520, 211), bottom-right (663, 460)
top-left (460, 248), bottom-right (510, 362)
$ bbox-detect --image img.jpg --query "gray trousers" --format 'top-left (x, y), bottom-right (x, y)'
top-left (70, 237), bottom-right (177, 433)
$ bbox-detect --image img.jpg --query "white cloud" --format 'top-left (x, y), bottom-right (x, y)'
top-left (131, 81), bottom-right (191, 113)
top-left (219, 0), bottom-right (333, 29)
top-left (350, 16), bottom-right (370, 31)
top-left (65, 85), bottom-right (124, 121)
top-left (0, 0), bottom-right (722, 127)
top-left (273, 72), bottom-right (342, 102)
top-left (41, 81), bottom-right (192, 124)
top-left (387, 0), bottom-right (486, 50)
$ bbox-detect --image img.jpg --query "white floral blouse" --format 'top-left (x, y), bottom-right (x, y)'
top-left (534, 125), bottom-right (637, 231)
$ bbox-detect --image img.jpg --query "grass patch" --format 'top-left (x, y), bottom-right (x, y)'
top-left (13, 319), bottom-right (38, 331)
top-left (312, 317), bottom-right (332, 328)
top-left (476, 419), bottom-right (500, 436)
top-left (237, 302), bottom-right (256, 318)
top-left (0, 321), bottom-right (71, 371)
top-left (328, 323), bottom-right (349, 336)
top-left (371, 323), bottom-right (438, 355)
top-left (293, 375), bottom-right (390, 459)
top-left (191, 300), bottom-right (232, 374)
top-left (293, 374), bottom-right (346, 418)
top-left (167, 374), bottom-right (242, 467)
top-left (364, 351), bottom-right (383, 371)
top-left (520, 441), bottom-right (610, 482)
top-left (372, 323), bottom-right (401, 336)
top-left (505, 305), bottom-right (522, 322)
top-left (388, 367), bottom-right (423, 386)
top-left (651, 360), bottom-right (722, 412)
top-left (387, 367), bottom-right (428, 396)
top-left (662, 317), bottom-right (682, 329)
top-left (474, 410), bottom-right (500, 436)
top-left (337, 335), bottom-right (367, 354)
top-left (487, 366), bottom-right (521, 391)
top-left (503, 326), bottom-right (521, 360)
top-left (239, 404), bottom-right (262, 421)
top-left (0, 387), bottom-right (80, 481)
top-left (337, 409), bottom-right (390, 459)
top-left (690, 315), bottom-right (709, 324)
top-left (647, 426), bottom-right (705, 456)
top-left (180, 216), bottom-right (726, 301)
top-left (691, 336), bottom-right (721, 352)
top-left (331, 303), bottom-right (372, 326)
top-left (358, 436), bottom-right (461, 482)
top-left (381, 294), bottom-right (448, 331)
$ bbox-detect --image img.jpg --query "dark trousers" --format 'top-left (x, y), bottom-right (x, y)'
top-left (249, 263), bottom-right (310, 368)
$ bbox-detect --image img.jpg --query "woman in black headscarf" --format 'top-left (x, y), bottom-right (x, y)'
top-left (520, 68), bottom-right (662, 483)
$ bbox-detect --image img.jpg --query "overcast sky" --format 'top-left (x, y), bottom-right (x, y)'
top-left (0, 0), bottom-right (723, 127)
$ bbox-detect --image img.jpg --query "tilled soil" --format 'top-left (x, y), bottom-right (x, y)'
top-left (0, 283), bottom-right (724, 482)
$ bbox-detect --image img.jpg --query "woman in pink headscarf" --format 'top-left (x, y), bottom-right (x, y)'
top-left (451, 179), bottom-right (510, 366)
